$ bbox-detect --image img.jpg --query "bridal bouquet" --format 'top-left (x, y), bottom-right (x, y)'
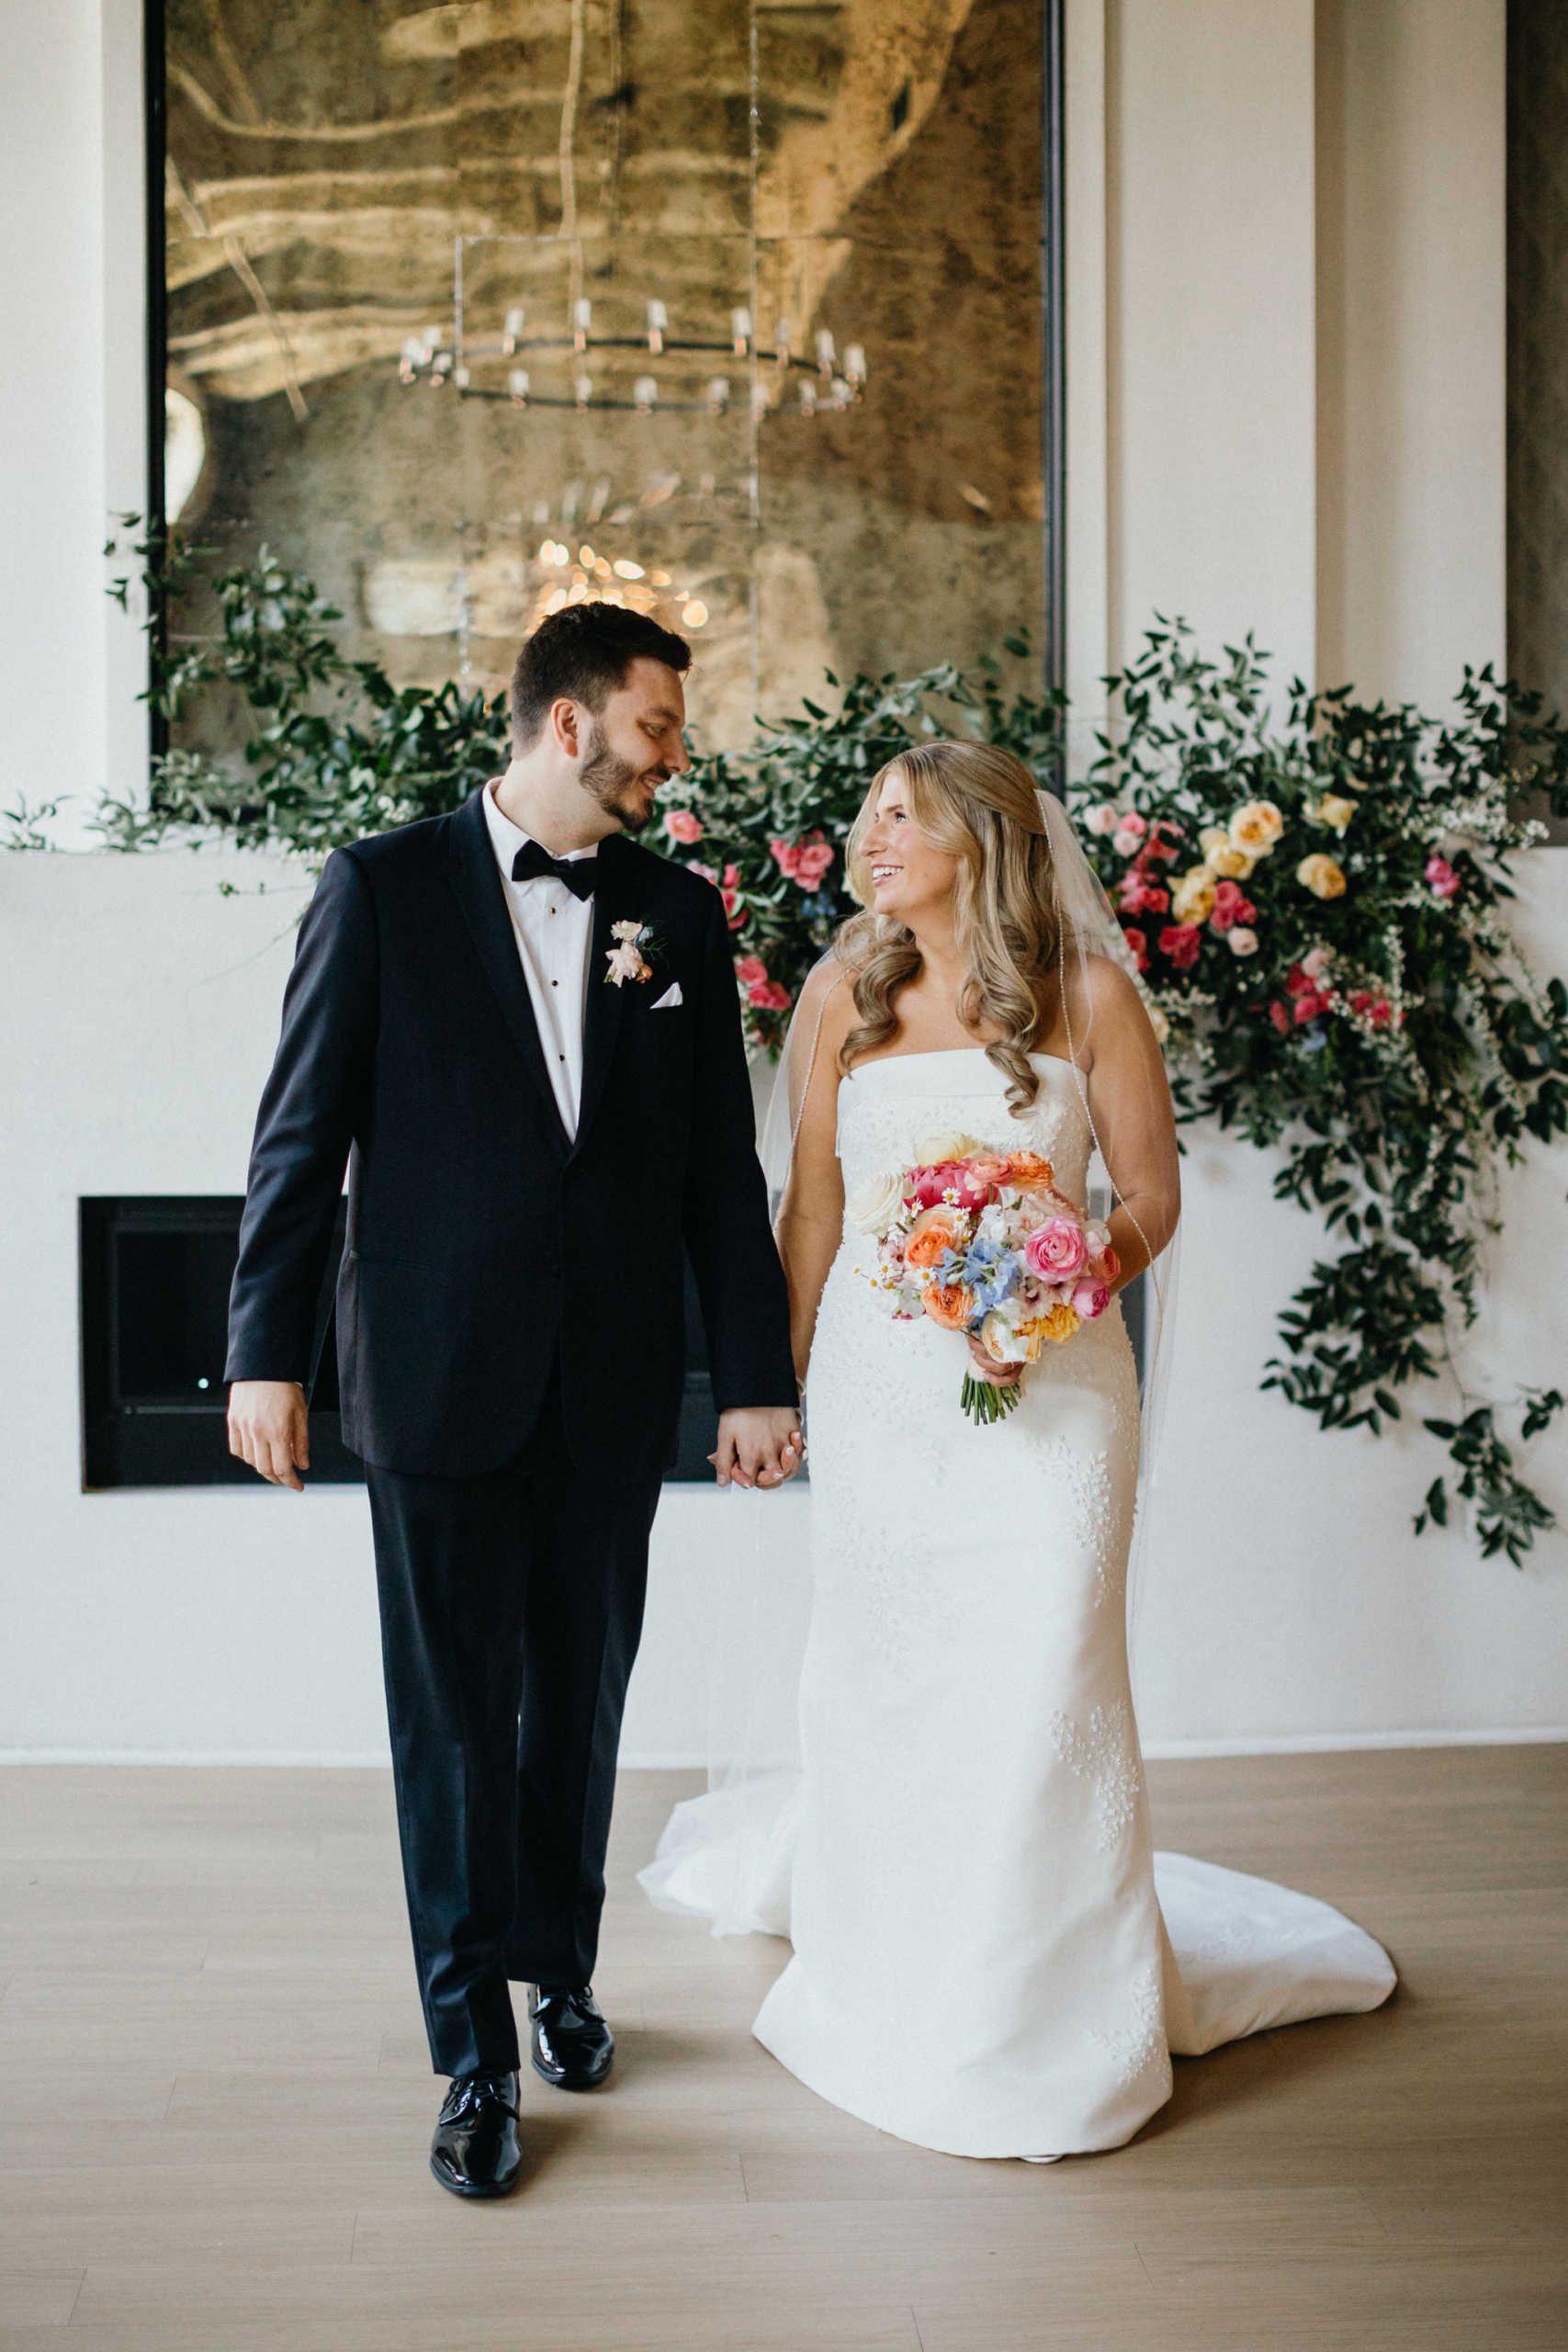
top-left (848, 1134), bottom-right (1120, 1426)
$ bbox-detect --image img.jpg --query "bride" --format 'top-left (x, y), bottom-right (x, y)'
top-left (643, 740), bottom-right (1393, 2161)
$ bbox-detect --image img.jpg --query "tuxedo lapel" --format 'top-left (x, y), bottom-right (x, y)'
top-left (446, 789), bottom-right (571, 1155)
top-left (574, 833), bottom-right (636, 1154)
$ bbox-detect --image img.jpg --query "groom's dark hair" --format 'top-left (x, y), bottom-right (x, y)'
top-left (510, 603), bottom-right (692, 750)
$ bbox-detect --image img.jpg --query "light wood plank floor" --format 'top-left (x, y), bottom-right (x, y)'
top-left (0, 1747), bottom-right (1563, 2351)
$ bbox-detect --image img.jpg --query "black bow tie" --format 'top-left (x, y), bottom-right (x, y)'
top-left (511, 840), bottom-right (598, 900)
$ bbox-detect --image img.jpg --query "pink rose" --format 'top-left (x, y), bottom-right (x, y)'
top-left (1301, 945), bottom-right (1333, 979)
top-left (734, 955), bottom-right (768, 987)
top-left (1071, 1275), bottom-right (1110, 1321)
top-left (1209, 879), bottom-right (1256, 932)
top-left (1426, 854), bottom-right (1461, 900)
top-left (1024, 1216), bottom-right (1088, 1282)
top-left (1111, 813), bottom-right (1147, 858)
top-left (664, 808), bottom-right (704, 844)
top-left (1085, 804), bottom-right (1119, 835)
top-left (793, 841), bottom-right (834, 891)
top-left (966, 1152), bottom-right (1012, 1187)
top-left (747, 979), bottom-right (792, 1012)
top-left (1158, 922), bottom-right (1202, 970)
top-left (769, 836), bottom-right (801, 878)
top-left (1293, 989), bottom-right (1328, 1024)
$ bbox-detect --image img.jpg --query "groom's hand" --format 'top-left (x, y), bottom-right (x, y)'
top-left (711, 1408), bottom-right (804, 1490)
top-left (228, 1379), bottom-right (310, 1491)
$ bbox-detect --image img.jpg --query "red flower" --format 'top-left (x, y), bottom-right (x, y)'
top-left (734, 955), bottom-right (768, 987)
top-left (1350, 989), bottom-right (1393, 1027)
top-left (720, 862), bottom-right (746, 929)
top-left (1269, 1001), bottom-right (1291, 1035)
top-left (1121, 923), bottom-right (1151, 974)
top-left (1209, 879), bottom-right (1256, 932)
top-left (1283, 964), bottom-right (1311, 996)
top-left (1293, 990), bottom-right (1328, 1024)
top-left (1142, 821), bottom-right (1182, 865)
top-left (747, 979), bottom-right (793, 1012)
top-left (1158, 922), bottom-right (1202, 970)
top-left (1120, 872), bottom-right (1170, 917)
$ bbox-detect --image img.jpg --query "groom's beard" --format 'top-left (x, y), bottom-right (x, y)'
top-left (580, 719), bottom-right (664, 833)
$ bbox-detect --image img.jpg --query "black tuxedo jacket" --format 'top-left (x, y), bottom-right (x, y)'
top-left (225, 787), bottom-right (797, 1480)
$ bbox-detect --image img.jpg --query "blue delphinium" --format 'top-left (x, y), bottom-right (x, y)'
top-left (961, 1236), bottom-right (1018, 1312)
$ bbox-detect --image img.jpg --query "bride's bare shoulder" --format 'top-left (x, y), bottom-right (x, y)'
top-left (1066, 951), bottom-right (1159, 1050)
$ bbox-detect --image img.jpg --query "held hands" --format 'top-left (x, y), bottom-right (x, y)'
top-left (710, 1407), bottom-right (805, 1490)
top-left (228, 1380), bottom-right (310, 1491)
top-left (964, 1335), bottom-right (1023, 1387)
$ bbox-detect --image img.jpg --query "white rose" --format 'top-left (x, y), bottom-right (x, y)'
top-left (1085, 803), bottom-right (1119, 836)
top-left (1226, 926), bottom-right (1259, 956)
top-left (980, 1310), bottom-right (1030, 1363)
top-left (847, 1169), bottom-right (907, 1236)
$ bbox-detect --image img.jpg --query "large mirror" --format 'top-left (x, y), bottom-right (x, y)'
top-left (157, 0), bottom-right (1050, 754)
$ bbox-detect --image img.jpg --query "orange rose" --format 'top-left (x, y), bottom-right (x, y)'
top-left (1005, 1150), bottom-right (1055, 1185)
top-left (922, 1281), bottom-right (976, 1329)
top-left (905, 1207), bottom-right (964, 1270)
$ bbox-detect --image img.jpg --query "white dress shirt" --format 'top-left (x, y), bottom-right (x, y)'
top-left (482, 781), bottom-right (597, 1139)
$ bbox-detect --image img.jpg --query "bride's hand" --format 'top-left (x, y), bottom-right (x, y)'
top-left (965, 1335), bottom-right (1022, 1385)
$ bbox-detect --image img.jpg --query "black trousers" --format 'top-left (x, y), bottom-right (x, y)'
top-left (365, 1383), bottom-right (662, 2078)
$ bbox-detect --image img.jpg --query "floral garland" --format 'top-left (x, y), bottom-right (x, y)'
top-left (62, 539), bottom-right (1567, 1564)
top-left (658, 628), bottom-right (1568, 1564)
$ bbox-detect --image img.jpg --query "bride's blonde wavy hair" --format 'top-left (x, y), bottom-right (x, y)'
top-left (836, 740), bottom-right (1061, 1114)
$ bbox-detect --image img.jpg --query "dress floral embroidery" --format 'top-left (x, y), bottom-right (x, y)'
top-left (1049, 1700), bottom-right (1142, 1851)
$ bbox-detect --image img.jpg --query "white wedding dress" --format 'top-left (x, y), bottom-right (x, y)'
top-left (642, 1048), bottom-right (1394, 2159)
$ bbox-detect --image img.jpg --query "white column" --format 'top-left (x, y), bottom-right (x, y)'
top-left (1103, 0), bottom-right (1318, 688)
top-left (1316, 0), bottom-right (1506, 705)
top-left (0, 0), bottom-right (146, 847)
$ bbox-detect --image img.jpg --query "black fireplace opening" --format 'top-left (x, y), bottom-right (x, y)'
top-left (79, 1198), bottom-right (724, 1488)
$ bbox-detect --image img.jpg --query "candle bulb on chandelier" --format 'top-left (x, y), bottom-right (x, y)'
top-left (508, 368), bottom-right (529, 405)
top-left (844, 344), bottom-right (866, 386)
top-left (646, 300), bottom-right (667, 354)
top-left (575, 374), bottom-right (592, 408)
top-left (775, 319), bottom-right (791, 368)
top-left (502, 306), bottom-right (524, 354)
top-left (815, 328), bottom-right (836, 376)
top-left (706, 378), bottom-right (729, 413)
top-left (730, 307), bottom-right (751, 356)
top-left (634, 376), bottom-right (658, 413)
top-left (573, 299), bottom-right (592, 353)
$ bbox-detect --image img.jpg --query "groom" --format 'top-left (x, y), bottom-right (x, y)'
top-left (225, 603), bottom-right (801, 2199)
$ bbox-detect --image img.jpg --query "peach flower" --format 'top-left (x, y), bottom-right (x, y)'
top-left (1297, 853), bottom-right (1348, 899)
top-left (1229, 800), bottom-right (1286, 859)
top-left (922, 1281), bottom-right (976, 1330)
top-left (904, 1207), bottom-right (964, 1270)
top-left (1004, 1150), bottom-right (1055, 1186)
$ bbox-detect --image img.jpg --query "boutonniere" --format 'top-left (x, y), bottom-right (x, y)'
top-left (604, 919), bottom-right (661, 987)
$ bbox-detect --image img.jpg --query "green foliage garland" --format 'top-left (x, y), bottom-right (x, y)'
top-left (61, 529), bottom-right (1568, 1562)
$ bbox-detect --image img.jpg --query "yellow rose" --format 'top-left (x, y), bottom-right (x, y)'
top-left (1311, 793), bottom-right (1357, 835)
top-left (1032, 1301), bottom-right (1082, 1346)
top-left (1171, 865), bottom-right (1217, 926)
top-left (914, 1130), bottom-right (982, 1164)
top-left (1296, 852), bottom-right (1348, 899)
top-left (1228, 800), bottom-right (1285, 859)
top-left (1201, 826), bottom-right (1255, 879)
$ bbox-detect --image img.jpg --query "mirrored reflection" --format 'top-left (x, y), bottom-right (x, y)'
top-left (162, 0), bottom-right (1043, 757)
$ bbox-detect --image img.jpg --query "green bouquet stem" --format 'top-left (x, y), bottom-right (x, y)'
top-left (962, 1373), bottom-right (1025, 1428)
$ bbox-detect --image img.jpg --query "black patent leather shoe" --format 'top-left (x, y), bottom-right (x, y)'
top-left (529, 1982), bottom-right (614, 2090)
top-left (429, 2070), bottom-right (522, 2199)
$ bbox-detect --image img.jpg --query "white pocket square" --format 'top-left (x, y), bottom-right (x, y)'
top-left (650, 981), bottom-right (683, 1009)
